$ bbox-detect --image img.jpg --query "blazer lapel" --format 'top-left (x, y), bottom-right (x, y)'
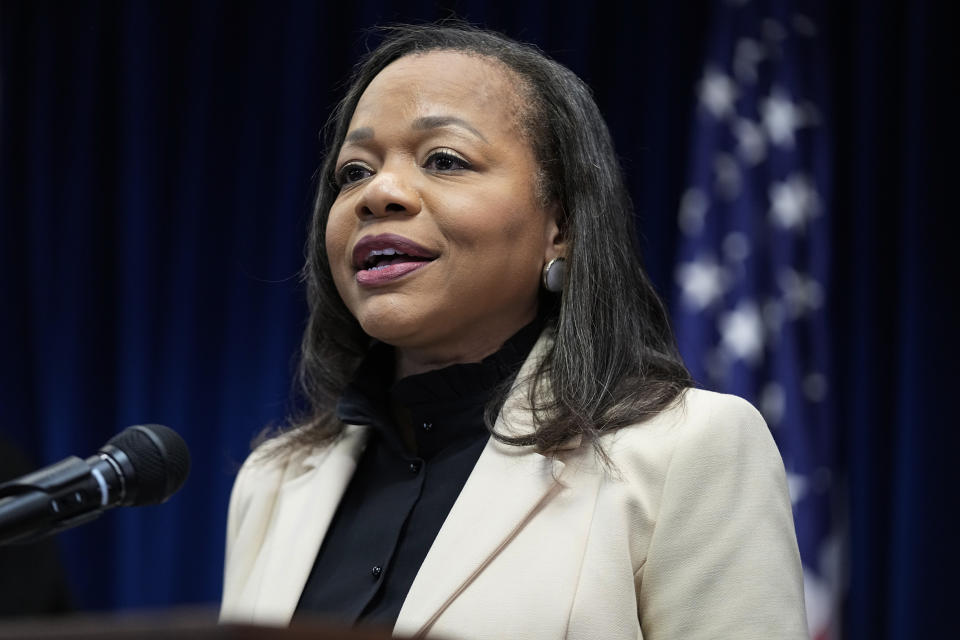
top-left (249, 425), bottom-right (369, 624)
top-left (394, 437), bottom-right (565, 638)
top-left (395, 334), bottom-right (576, 638)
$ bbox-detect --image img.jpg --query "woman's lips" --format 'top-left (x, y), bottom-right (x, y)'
top-left (352, 233), bottom-right (437, 268)
top-left (356, 260), bottom-right (432, 285)
top-left (352, 233), bottom-right (437, 287)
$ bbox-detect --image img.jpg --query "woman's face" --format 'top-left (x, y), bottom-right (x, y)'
top-left (325, 51), bottom-right (563, 373)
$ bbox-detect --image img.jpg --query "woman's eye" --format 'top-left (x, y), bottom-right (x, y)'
top-left (424, 150), bottom-right (470, 172)
top-left (336, 163), bottom-right (373, 187)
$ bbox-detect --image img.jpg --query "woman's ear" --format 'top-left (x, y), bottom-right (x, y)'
top-left (544, 202), bottom-right (568, 262)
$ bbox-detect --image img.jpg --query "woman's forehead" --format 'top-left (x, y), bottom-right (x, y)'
top-left (349, 51), bottom-right (520, 131)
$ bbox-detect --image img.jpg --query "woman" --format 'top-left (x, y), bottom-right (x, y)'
top-left (221, 24), bottom-right (808, 639)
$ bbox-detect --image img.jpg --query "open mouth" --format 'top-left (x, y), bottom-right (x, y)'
top-left (352, 234), bottom-right (437, 284)
top-left (360, 247), bottom-right (433, 271)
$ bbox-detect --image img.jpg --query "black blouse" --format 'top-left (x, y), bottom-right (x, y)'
top-left (294, 319), bottom-right (543, 626)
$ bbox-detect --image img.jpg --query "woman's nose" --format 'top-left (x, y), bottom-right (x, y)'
top-left (356, 166), bottom-right (421, 219)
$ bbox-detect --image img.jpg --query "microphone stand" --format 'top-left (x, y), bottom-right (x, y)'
top-left (0, 455), bottom-right (115, 545)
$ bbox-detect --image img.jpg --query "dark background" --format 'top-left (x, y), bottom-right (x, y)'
top-left (0, 1), bottom-right (953, 638)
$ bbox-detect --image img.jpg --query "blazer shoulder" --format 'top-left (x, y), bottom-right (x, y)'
top-left (676, 388), bottom-right (782, 466)
top-left (601, 387), bottom-right (785, 499)
top-left (230, 433), bottom-right (306, 498)
top-left (222, 424), bottom-right (370, 622)
top-left (224, 434), bottom-right (300, 544)
top-left (597, 390), bottom-right (806, 638)
top-left (227, 425), bottom-right (367, 526)
top-left (674, 387), bottom-right (774, 446)
top-left (232, 425), bottom-right (367, 492)
top-left (609, 386), bottom-right (774, 448)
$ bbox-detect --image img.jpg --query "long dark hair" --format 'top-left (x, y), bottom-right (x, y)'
top-left (281, 23), bottom-right (691, 455)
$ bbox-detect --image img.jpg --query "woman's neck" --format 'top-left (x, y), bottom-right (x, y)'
top-left (395, 338), bottom-right (506, 379)
top-left (393, 308), bottom-right (538, 380)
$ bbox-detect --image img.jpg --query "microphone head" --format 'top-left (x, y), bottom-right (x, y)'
top-left (103, 424), bottom-right (191, 505)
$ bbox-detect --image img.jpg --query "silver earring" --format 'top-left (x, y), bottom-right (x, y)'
top-left (542, 257), bottom-right (567, 292)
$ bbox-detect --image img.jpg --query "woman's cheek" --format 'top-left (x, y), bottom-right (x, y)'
top-left (325, 207), bottom-right (349, 262)
top-left (324, 214), bottom-right (354, 297)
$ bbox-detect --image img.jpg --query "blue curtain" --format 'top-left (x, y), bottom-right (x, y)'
top-left (0, 1), bottom-right (951, 637)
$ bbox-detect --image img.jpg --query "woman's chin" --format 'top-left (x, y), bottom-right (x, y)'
top-left (356, 310), bottom-right (434, 348)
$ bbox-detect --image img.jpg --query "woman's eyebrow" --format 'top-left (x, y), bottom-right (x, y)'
top-left (342, 117), bottom-right (488, 145)
top-left (412, 115), bottom-right (488, 143)
top-left (344, 127), bottom-right (374, 143)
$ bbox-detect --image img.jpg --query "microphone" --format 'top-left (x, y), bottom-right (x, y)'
top-left (0, 424), bottom-right (190, 546)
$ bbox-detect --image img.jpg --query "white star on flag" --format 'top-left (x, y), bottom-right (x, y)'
top-left (786, 471), bottom-right (809, 504)
top-left (678, 188), bottom-right (709, 235)
top-left (714, 153), bottom-right (742, 200)
top-left (759, 381), bottom-right (786, 426)
top-left (769, 174), bottom-right (821, 230)
top-left (699, 68), bottom-right (738, 119)
top-left (778, 268), bottom-right (825, 318)
top-left (676, 258), bottom-right (728, 310)
top-left (761, 88), bottom-right (804, 148)
top-left (718, 301), bottom-right (764, 363)
top-left (734, 117), bottom-right (767, 165)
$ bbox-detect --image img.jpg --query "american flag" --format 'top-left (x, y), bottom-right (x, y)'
top-left (671, 1), bottom-right (843, 638)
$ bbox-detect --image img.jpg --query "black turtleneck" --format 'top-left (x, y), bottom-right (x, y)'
top-left (294, 319), bottom-right (543, 627)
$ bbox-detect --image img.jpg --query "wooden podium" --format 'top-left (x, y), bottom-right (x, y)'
top-left (0, 608), bottom-right (412, 639)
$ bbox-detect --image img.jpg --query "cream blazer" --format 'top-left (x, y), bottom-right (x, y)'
top-left (220, 336), bottom-right (809, 639)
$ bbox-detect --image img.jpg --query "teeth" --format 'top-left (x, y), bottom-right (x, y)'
top-left (369, 248), bottom-right (404, 257)
top-left (363, 247), bottom-right (412, 269)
